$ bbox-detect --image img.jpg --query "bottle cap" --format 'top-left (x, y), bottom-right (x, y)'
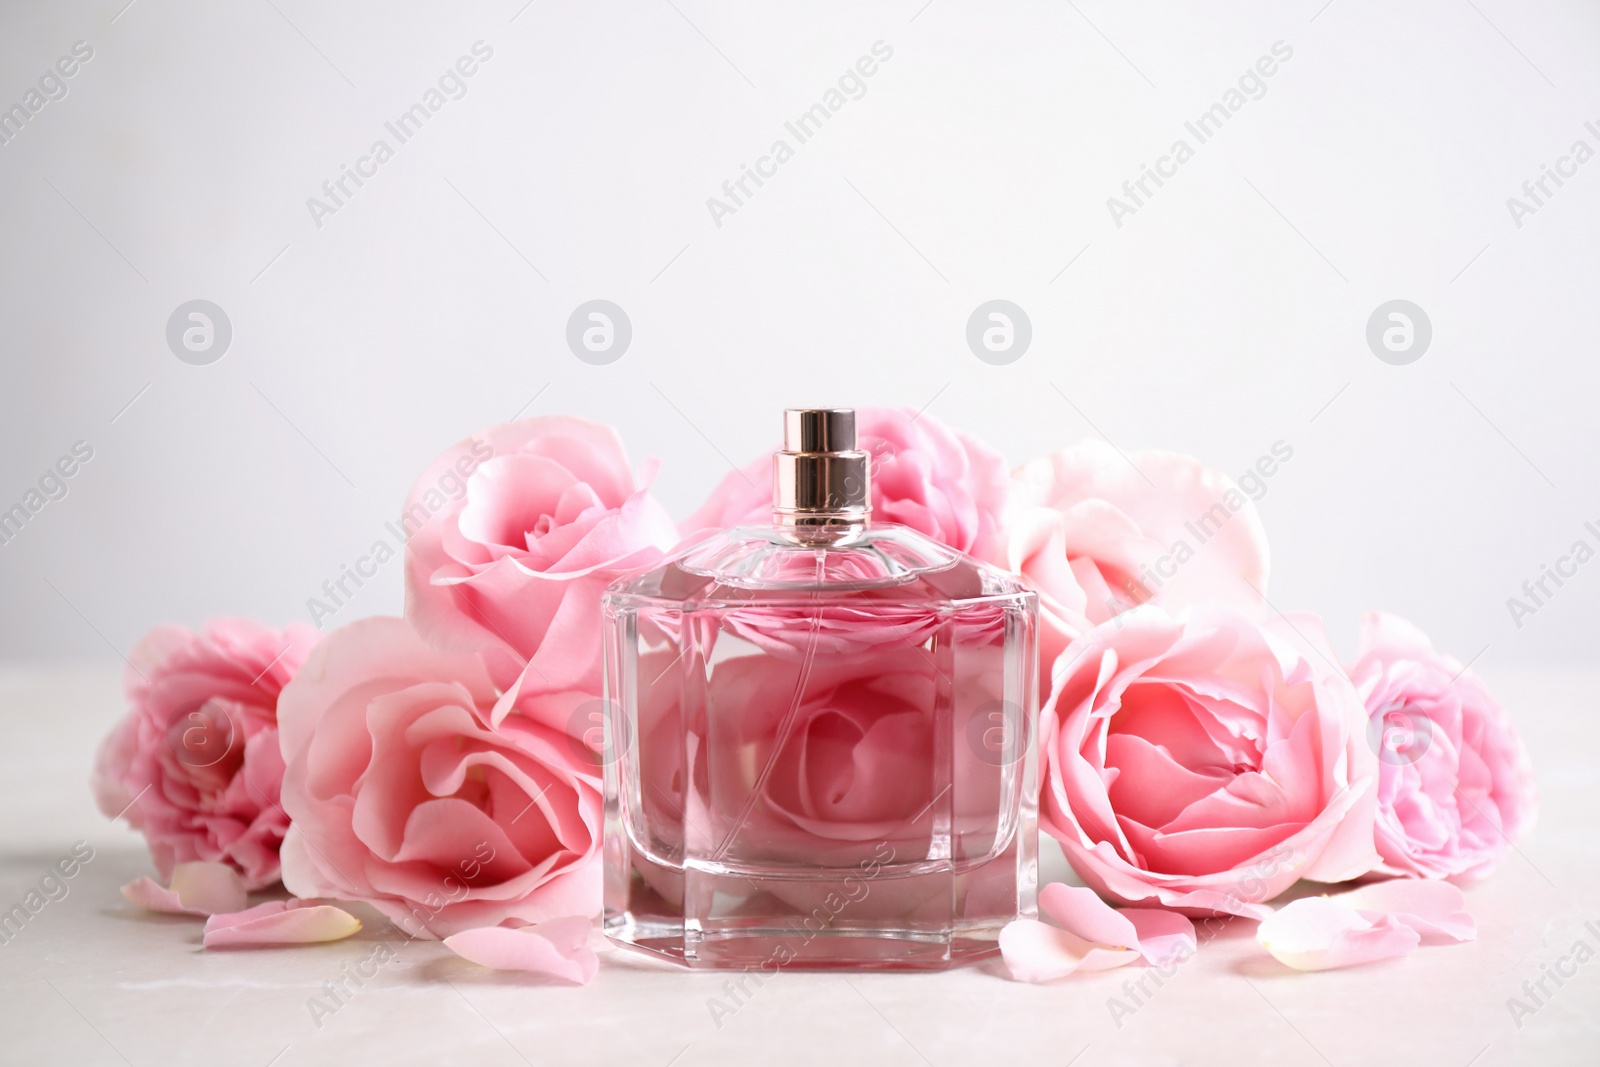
top-left (773, 408), bottom-right (871, 526)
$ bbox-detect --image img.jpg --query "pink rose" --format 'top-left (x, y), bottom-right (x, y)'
top-left (1040, 605), bottom-right (1379, 918)
top-left (709, 646), bottom-right (995, 861)
top-left (91, 619), bottom-right (319, 889)
top-left (277, 617), bottom-right (600, 938)
top-left (404, 416), bottom-right (678, 693)
top-left (1347, 612), bottom-right (1537, 880)
top-left (1006, 441), bottom-right (1274, 670)
top-left (623, 614), bottom-right (1024, 922)
top-left (684, 407), bottom-right (1010, 562)
top-left (635, 644), bottom-right (969, 866)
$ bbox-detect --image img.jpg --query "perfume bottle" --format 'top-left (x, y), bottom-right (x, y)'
top-left (602, 408), bottom-right (1038, 969)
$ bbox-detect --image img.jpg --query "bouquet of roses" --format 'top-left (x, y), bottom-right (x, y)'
top-left (92, 410), bottom-right (1535, 981)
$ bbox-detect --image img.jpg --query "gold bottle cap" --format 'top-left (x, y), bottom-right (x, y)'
top-left (773, 408), bottom-right (871, 526)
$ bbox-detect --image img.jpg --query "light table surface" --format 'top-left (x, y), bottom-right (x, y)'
top-left (1, 663), bottom-right (1595, 1066)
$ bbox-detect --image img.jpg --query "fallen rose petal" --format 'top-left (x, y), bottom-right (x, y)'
top-left (999, 918), bottom-right (1140, 983)
top-left (1039, 883), bottom-right (1140, 949)
top-left (121, 861), bottom-right (248, 916)
top-left (170, 861), bottom-right (250, 915)
top-left (121, 877), bottom-right (195, 915)
top-left (1123, 908), bottom-right (1198, 967)
top-left (203, 900), bottom-right (361, 948)
top-left (1011, 883), bottom-right (1199, 980)
top-left (1257, 897), bottom-right (1420, 971)
top-left (203, 899), bottom-right (291, 932)
top-left (1334, 880), bottom-right (1476, 944)
top-left (442, 917), bottom-right (598, 984)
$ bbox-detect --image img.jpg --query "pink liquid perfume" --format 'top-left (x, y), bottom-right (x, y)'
top-left (602, 408), bottom-right (1038, 969)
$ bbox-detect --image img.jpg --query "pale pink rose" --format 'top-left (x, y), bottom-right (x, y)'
top-left (629, 623), bottom-right (1018, 921)
top-left (1347, 613), bottom-right (1537, 880)
top-left (708, 647), bottom-right (946, 862)
top-left (616, 538), bottom-right (1019, 885)
top-left (404, 416), bottom-right (678, 694)
top-left (277, 617), bottom-right (601, 939)
top-left (643, 637), bottom-right (1012, 865)
top-left (92, 619), bottom-right (319, 889)
top-left (1007, 441), bottom-right (1274, 669)
top-left (684, 407), bottom-right (1010, 562)
top-left (636, 645), bottom-right (943, 866)
top-left (1040, 605), bottom-right (1379, 919)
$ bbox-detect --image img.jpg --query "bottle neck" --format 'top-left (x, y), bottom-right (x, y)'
top-left (773, 511), bottom-right (870, 546)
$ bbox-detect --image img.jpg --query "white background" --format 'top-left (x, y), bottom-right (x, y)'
top-left (2, 0), bottom-right (1598, 670)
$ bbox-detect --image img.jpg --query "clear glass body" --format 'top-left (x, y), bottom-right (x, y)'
top-left (601, 520), bottom-right (1038, 970)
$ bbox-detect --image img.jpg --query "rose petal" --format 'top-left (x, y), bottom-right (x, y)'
top-left (999, 918), bottom-right (1140, 982)
top-left (202, 899), bottom-right (289, 933)
top-left (1123, 907), bottom-right (1198, 967)
top-left (442, 917), bottom-right (598, 984)
top-left (121, 861), bottom-right (248, 916)
top-left (203, 900), bottom-right (362, 948)
top-left (121, 878), bottom-right (197, 915)
top-left (1038, 883), bottom-right (1139, 949)
top-left (170, 861), bottom-right (251, 914)
top-left (1257, 897), bottom-right (1420, 971)
top-left (1333, 880), bottom-right (1476, 943)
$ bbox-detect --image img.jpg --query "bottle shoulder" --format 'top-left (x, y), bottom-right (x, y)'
top-left (606, 522), bottom-right (1036, 610)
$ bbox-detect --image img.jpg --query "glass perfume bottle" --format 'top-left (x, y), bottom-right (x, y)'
top-left (602, 408), bottom-right (1038, 969)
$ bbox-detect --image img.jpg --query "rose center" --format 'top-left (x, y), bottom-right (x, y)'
top-left (165, 698), bottom-right (246, 790)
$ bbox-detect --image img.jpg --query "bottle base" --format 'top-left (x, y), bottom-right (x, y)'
top-left (604, 915), bottom-right (1003, 971)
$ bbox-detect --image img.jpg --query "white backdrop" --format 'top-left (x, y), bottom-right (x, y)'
top-left (1, 0), bottom-right (1596, 668)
